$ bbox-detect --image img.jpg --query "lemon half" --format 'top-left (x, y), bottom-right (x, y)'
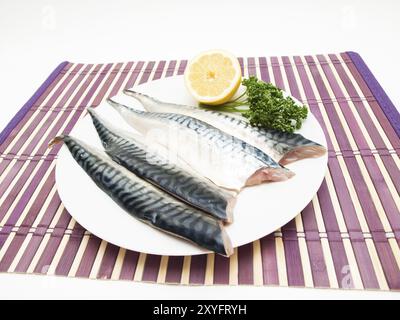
top-left (184, 50), bottom-right (242, 105)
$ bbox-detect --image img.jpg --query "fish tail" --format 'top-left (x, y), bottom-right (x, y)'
top-left (123, 89), bottom-right (159, 112)
top-left (87, 107), bottom-right (120, 149)
top-left (106, 97), bottom-right (126, 111)
top-left (124, 89), bottom-right (147, 101)
top-left (107, 98), bottom-right (144, 116)
top-left (279, 145), bottom-right (327, 166)
top-left (123, 89), bottom-right (145, 100)
top-left (48, 135), bottom-right (65, 149)
top-left (107, 98), bottom-right (151, 136)
top-left (245, 167), bottom-right (295, 187)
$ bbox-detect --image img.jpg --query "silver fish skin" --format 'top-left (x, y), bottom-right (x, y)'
top-left (49, 135), bottom-right (233, 256)
top-left (123, 90), bottom-right (326, 165)
top-left (87, 107), bottom-right (235, 223)
top-left (107, 98), bottom-right (294, 191)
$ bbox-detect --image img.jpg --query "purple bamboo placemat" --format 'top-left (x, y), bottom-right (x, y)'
top-left (0, 52), bottom-right (399, 290)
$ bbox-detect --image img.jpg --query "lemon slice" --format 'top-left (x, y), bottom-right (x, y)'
top-left (184, 50), bottom-right (242, 105)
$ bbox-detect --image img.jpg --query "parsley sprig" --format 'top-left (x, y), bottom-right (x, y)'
top-left (200, 77), bottom-right (308, 133)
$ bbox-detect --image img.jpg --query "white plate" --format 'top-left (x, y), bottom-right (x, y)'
top-left (56, 76), bottom-right (328, 256)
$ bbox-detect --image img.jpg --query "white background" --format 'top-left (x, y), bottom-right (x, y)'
top-left (0, 0), bottom-right (399, 299)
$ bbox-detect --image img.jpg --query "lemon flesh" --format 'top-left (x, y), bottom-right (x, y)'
top-left (184, 50), bottom-right (242, 105)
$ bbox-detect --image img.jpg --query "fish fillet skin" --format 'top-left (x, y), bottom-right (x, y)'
top-left (87, 107), bottom-right (235, 223)
top-left (123, 90), bottom-right (326, 165)
top-left (50, 135), bottom-right (233, 257)
top-left (107, 98), bottom-right (294, 191)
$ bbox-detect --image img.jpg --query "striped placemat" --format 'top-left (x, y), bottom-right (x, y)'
top-left (0, 52), bottom-right (399, 290)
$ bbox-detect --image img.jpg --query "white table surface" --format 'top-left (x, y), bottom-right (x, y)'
top-left (0, 0), bottom-right (399, 300)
